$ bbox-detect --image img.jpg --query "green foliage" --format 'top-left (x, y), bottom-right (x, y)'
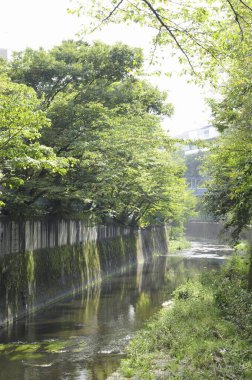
top-left (0, 73), bottom-right (70, 210)
top-left (70, 1), bottom-right (252, 232)
top-left (201, 10), bottom-right (252, 238)
top-left (183, 150), bottom-right (207, 182)
top-left (203, 252), bottom-right (252, 335)
top-left (234, 240), bottom-right (251, 255)
top-left (203, 125), bottom-right (252, 240)
top-left (72, 0), bottom-right (252, 80)
top-left (168, 238), bottom-right (191, 254)
top-left (6, 40), bottom-right (193, 225)
top-left (10, 40), bottom-right (144, 106)
top-left (119, 253), bottom-right (252, 379)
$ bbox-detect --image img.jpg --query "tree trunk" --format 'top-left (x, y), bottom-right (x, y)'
top-left (248, 245), bottom-right (252, 291)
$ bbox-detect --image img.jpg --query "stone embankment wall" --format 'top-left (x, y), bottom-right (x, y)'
top-left (0, 219), bottom-right (169, 326)
top-left (186, 220), bottom-right (252, 242)
top-left (0, 219), bottom-right (131, 256)
top-left (185, 221), bottom-right (230, 241)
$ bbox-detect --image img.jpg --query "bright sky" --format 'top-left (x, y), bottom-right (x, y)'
top-left (0, 0), bottom-right (212, 136)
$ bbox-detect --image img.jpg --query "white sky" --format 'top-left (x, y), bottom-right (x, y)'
top-left (0, 0), bottom-right (212, 136)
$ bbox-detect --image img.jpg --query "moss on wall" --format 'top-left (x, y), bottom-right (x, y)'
top-left (0, 223), bottom-right (169, 326)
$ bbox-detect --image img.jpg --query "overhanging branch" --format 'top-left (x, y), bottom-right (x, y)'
top-left (226, 0), bottom-right (244, 40)
top-left (141, 0), bottom-right (196, 73)
top-left (91, 0), bottom-right (125, 32)
top-left (238, 0), bottom-right (252, 12)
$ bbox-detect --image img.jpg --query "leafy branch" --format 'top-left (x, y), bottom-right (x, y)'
top-left (141, 0), bottom-right (195, 73)
top-left (91, 0), bottom-right (125, 32)
top-left (225, 0), bottom-right (252, 40)
top-left (238, 0), bottom-right (252, 12)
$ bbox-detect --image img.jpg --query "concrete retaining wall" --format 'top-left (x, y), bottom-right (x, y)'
top-left (0, 220), bottom-right (169, 326)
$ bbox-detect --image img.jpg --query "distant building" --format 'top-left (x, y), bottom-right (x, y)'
top-left (177, 125), bottom-right (219, 155)
top-left (177, 125), bottom-right (219, 196)
top-left (178, 125), bottom-right (219, 141)
top-left (0, 49), bottom-right (8, 60)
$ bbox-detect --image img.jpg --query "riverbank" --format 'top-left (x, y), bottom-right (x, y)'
top-left (113, 245), bottom-right (252, 379)
top-left (168, 238), bottom-right (191, 254)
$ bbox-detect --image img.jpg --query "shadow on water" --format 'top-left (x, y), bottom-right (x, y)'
top-left (0, 241), bottom-right (232, 380)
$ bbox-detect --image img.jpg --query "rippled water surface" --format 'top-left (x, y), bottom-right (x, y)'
top-left (0, 241), bottom-right (232, 380)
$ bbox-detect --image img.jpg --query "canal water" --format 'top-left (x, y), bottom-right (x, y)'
top-left (0, 241), bottom-right (232, 380)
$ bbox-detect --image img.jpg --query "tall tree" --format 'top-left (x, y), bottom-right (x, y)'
top-left (8, 41), bottom-right (194, 226)
top-left (204, 51), bottom-right (252, 240)
top-left (0, 73), bottom-right (69, 213)
top-left (10, 40), bottom-right (143, 108)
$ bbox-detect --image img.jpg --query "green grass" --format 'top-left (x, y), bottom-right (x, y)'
top-left (119, 251), bottom-right (252, 379)
top-left (168, 238), bottom-right (191, 254)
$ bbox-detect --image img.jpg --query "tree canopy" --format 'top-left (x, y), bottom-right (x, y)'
top-left (203, 43), bottom-right (252, 239)
top-left (72, 1), bottom-right (252, 237)
top-left (204, 126), bottom-right (252, 239)
top-left (71, 0), bottom-right (252, 79)
top-left (0, 73), bottom-right (70, 210)
top-left (2, 40), bottom-right (194, 227)
top-left (4, 0), bottom-right (252, 234)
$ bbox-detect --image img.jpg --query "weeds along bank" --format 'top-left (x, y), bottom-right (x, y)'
top-left (115, 245), bottom-right (252, 379)
top-left (0, 219), bottom-right (169, 326)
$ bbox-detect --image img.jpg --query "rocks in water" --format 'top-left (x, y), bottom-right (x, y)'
top-left (161, 300), bottom-right (174, 308)
top-left (106, 372), bottom-right (126, 380)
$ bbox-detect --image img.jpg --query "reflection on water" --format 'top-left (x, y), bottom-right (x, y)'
top-left (166, 241), bottom-right (232, 260)
top-left (0, 241), bottom-right (232, 380)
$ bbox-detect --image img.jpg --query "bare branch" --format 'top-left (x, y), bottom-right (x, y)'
top-left (141, 0), bottom-right (196, 73)
top-left (149, 27), bottom-right (163, 66)
top-left (127, 0), bottom-right (144, 13)
top-left (226, 0), bottom-right (244, 40)
top-left (91, 0), bottom-right (125, 32)
top-left (157, 13), bottom-right (221, 63)
top-left (238, 0), bottom-right (252, 12)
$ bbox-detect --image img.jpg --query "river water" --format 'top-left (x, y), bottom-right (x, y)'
top-left (0, 241), bottom-right (232, 380)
